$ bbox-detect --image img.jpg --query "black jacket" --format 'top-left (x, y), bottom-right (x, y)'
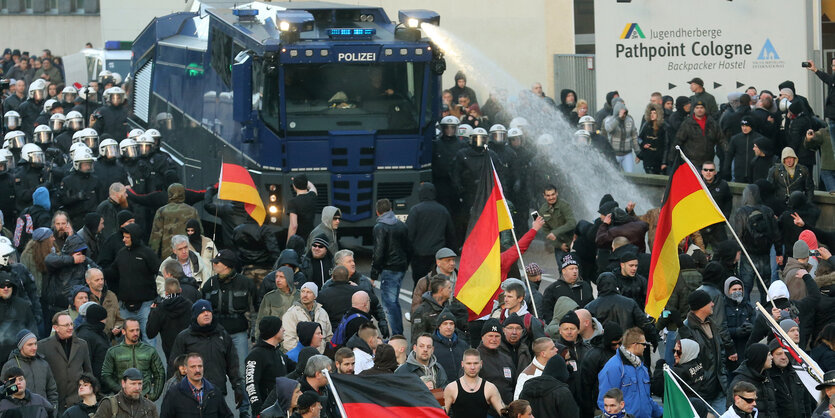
top-left (43, 234), bottom-right (100, 311)
top-left (406, 183), bottom-right (455, 257)
top-left (746, 275), bottom-right (819, 349)
top-left (814, 272), bottom-right (835, 338)
top-left (767, 163), bottom-right (814, 204)
top-left (62, 400), bottom-right (100, 418)
top-left (56, 170), bottom-right (102, 227)
top-left (703, 177), bottom-right (732, 219)
top-left (169, 321), bottom-right (242, 396)
top-left (724, 298), bottom-right (755, 360)
top-left (370, 211), bottom-right (410, 279)
top-left (108, 223), bottom-right (159, 304)
top-left (769, 365), bottom-right (808, 418)
top-left (204, 187), bottom-right (253, 248)
top-left (724, 131), bottom-right (763, 182)
top-left (786, 111), bottom-right (818, 169)
top-left (433, 330), bottom-right (468, 381)
top-left (585, 274), bottom-right (650, 334)
top-left (3, 263), bottom-right (43, 327)
top-left (160, 377), bottom-right (233, 418)
top-left (93, 159), bottom-right (128, 197)
top-left (13, 163), bottom-right (50, 212)
top-left (542, 277), bottom-right (594, 322)
top-left (92, 103), bottom-right (129, 140)
top-left (299, 252), bottom-right (333, 291)
top-left (477, 343), bottom-right (516, 404)
top-left (201, 271), bottom-right (257, 335)
top-left (0, 293), bottom-right (36, 364)
top-left (95, 198), bottom-right (124, 239)
top-left (146, 295), bottom-right (192, 359)
top-left (318, 278), bottom-right (385, 331)
top-left (816, 69), bottom-right (835, 119)
top-left (579, 338), bottom-right (617, 418)
top-left (233, 223), bottom-right (280, 268)
top-left (612, 271), bottom-right (648, 310)
top-left (244, 340), bottom-right (293, 414)
top-left (519, 374), bottom-right (579, 418)
top-left (727, 362), bottom-right (778, 418)
top-left (679, 312), bottom-right (729, 400)
top-left (673, 114), bottom-right (726, 168)
top-left (74, 321), bottom-right (110, 381)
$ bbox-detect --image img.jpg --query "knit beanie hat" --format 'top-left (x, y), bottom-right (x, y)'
top-left (560, 310), bottom-right (580, 328)
top-left (191, 299), bottom-right (212, 320)
top-left (259, 316), bottom-right (283, 340)
top-left (85, 303), bottom-right (108, 323)
top-left (542, 355), bottom-right (569, 383)
top-left (15, 330), bottom-right (35, 351)
top-left (745, 343), bottom-right (770, 372)
top-left (688, 290), bottom-right (712, 311)
top-left (301, 282), bottom-right (319, 298)
top-left (296, 321), bottom-right (321, 347)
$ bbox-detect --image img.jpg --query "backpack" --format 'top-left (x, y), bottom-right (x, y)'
top-left (745, 208), bottom-right (775, 252)
top-left (329, 312), bottom-right (368, 348)
top-left (12, 213), bottom-right (34, 249)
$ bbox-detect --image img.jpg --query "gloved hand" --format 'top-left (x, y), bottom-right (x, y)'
top-left (234, 389), bottom-right (244, 407)
top-left (739, 322), bottom-right (753, 336)
top-left (656, 312), bottom-right (670, 329)
top-left (378, 320), bottom-right (390, 339)
top-left (667, 308), bottom-right (683, 328)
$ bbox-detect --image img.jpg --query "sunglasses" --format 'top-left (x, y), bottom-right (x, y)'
top-left (332, 217), bottom-right (341, 220)
top-left (738, 395), bottom-right (757, 404)
top-left (702, 168), bottom-right (715, 172)
top-left (312, 244), bottom-right (325, 249)
top-left (611, 340), bottom-right (622, 346)
top-left (673, 349), bottom-right (682, 356)
top-left (0, 284), bottom-right (11, 289)
top-left (635, 342), bottom-right (650, 347)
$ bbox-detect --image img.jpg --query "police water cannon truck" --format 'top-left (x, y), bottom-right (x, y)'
top-left (130, 2), bottom-right (445, 232)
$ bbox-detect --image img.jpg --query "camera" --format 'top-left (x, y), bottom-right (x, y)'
top-left (0, 79), bottom-right (9, 91)
top-left (810, 249), bottom-right (821, 257)
top-left (802, 62), bottom-right (812, 68)
top-left (1, 377), bottom-right (18, 397)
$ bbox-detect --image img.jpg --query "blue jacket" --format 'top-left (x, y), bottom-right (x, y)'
top-left (598, 350), bottom-right (662, 418)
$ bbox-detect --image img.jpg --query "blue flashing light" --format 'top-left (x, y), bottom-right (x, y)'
top-left (104, 41), bottom-right (132, 50)
top-left (233, 8), bottom-right (259, 17)
top-left (326, 28), bottom-right (376, 40)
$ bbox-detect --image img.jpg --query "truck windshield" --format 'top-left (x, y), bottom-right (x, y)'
top-left (281, 62), bottom-right (425, 134)
top-left (105, 59), bottom-right (132, 79)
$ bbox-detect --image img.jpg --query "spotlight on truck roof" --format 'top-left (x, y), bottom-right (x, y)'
top-left (275, 10), bottom-right (315, 43)
top-left (397, 9), bottom-right (440, 28)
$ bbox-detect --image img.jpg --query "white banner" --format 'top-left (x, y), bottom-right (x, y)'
top-left (593, 0), bottom-right (810, 110)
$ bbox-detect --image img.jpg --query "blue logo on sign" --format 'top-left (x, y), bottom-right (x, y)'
top-left (757, 39), bottom-right (780, 60)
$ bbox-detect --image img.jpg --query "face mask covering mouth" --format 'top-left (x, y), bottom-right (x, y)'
top-left (730, 290), bottom-right (744, 303)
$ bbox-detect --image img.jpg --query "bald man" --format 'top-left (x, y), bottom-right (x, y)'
top-left (337, 291), bottom-right (372, 344)
top-left (576, 309), bottom-right (604, 342)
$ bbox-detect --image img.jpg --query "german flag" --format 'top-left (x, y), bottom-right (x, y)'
top-left (645, 151), bottom-right (726, 319)
top-left (329, 373), bottom-right (447, 417)
top-left (218, 163), bottom-right (266, 225)
top-left (455, 162), bottom-right (513, 319)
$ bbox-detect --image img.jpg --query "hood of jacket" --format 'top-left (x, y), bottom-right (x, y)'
top-left (161, 294), bottom-right (192, 315)
top-left (120, 222), bottom-right (144, 247)
top-left (596, 272), bottom-right (619, 296)
top-left (275, 377), bottom-right (298, 411)
top-left (724, 276), bottom-right (744, 297)
top-left (167, 183), bottom-right (185, 203)
top-left (377, 210), bottom-right (397, 225)
top-left (346, 333), bottom-right (373, 355)
top-left (372, 343), bottom-right (398, 372)
top-left (787, 191), bottom-right (808, 211)
top-left (233, 224), bottom-right (263, 249)
top-left (61, 234), bottom-right (88, 255)
top-left (418, 182), bottom-right (437, 201)
top-left (560, 89), bottom-right (577, 105)
top-left (32, 186), bottom-right (50, 211)
top-left (767, 280), bottom-right (790, 302)
top-left (276, 249), bottom-right (301, 269)
top-left (675, 96), bottom-right (690, 113)
top-left (320, 206), bottom-right (340, 228)
top-left (605, 91), bottom-right (619, 107)
top-left (679, 338), bottom-right (700, 364)
top-left (781, 146), bottom-right (798, 163)
top-left (740, 184), bottom-right (762, 207)
top-left (523, 355), bottom-right (570, 397)
top-left (588, 317), bottom-right (604, 340)
top-left (405, 350), bottom-right (440, 372)
top-left (6, 348), bottom-right (45, 362)
top-left (612, 101), bottom-right (627, 118)
top-left (644, 103), bottom-right (664, 125)
top-left (816, 271), bottom-right (835, 291)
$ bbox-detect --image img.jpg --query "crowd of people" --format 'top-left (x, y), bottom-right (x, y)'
top-left (1, 41), bottom-right (835, 418)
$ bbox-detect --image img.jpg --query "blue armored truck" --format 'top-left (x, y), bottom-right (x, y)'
top-left (130, 2), bottom-right (445, 234)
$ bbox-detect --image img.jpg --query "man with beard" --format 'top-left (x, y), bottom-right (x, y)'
top-left (94, 368), bottom-right (158, 417)
top-left (100, 318), bottom-right (165, 400)
top-left (161, 353), bottom-right (233, 418)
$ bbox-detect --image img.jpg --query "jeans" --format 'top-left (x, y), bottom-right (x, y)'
top-left (230, 331), bottom-right (249, 377)
top-left (822, 169), bottom-right (835, 192)
top-left (119, 301), bottom-right (154, 346)
top-left (707, 395), bottom-right (727, 416)
top-left (379, 270), bottom-right (405, 336)
top-left (616, 152), bottom-right (635, 172)
top-left (769, 245), bottom-right (780, 284)
top-left (738, 252), bottom-right (771, 305)
top-left (553, 249), bottom-right (569, 271)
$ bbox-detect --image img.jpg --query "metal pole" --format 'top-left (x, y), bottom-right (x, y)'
top-left (487, 156), bottom-right (538, 318)
top-left (675, 146), bottom-right (775, 309)
top-left (322, 369), bottom-right (348, 418)
top-left (665, 363), bottom-right (720, 417)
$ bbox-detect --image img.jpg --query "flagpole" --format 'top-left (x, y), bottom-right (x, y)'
top-left (755, 302), bottom-right (825, 380)
top-left (322, 369), bottom-right (348, 418)
top-left (675, 147), bottom-right (775, 309)
top-left (488, 156), bottom-right (539, 319)
top-left (212, 161), bottom-right (222, 243)
top-left (665, 363), bottom-right (721, 417)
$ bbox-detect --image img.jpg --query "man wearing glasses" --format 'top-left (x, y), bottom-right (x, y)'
top-left (722, 381), bottom-right (758, 418)
top-left (597, 327), bottom-right (662, 418)
top-left (699, 161), bottom-right (731, 247)
top-left (38, 311), bottom-right (92, 414)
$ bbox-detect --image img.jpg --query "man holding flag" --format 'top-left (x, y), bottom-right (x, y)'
top-left (205, 162), bottom-right (266, 246)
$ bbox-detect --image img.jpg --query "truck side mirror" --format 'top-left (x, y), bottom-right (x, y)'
top-left (232, 51), bottom-right (253, 123)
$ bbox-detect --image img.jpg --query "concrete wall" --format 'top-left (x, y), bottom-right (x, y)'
top-left (99, 0), bottom-right (196, 43)
top-left (0, 14), bottom-right (101, 56)
top-left (625, 173), bottom-right (835, 232)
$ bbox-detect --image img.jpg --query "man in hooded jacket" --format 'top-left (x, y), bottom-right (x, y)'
top-left (108, 223), bottom-right (160, 345)
top-left (727, 343), bottom-right (778, 418)
top-left (768, 147), bottom-right (815, 204)
top-left (519, 355), bottom-right (579, 418)
top-left (149, 183), bottom-right (199, 258)
top-left (306, 206), bottom-right (340, 256)
top-left (579, 321), bottom-right (623, 418)
top-left (43, 234), bottom-right (100, 323)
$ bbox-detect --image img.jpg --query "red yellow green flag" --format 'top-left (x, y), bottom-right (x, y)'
top-left (455, 163), bottom-right (513, 318)
top-left (645, 153), bottom-right (726, 319)
top-left (218, 163), bottom-right (266, 226)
